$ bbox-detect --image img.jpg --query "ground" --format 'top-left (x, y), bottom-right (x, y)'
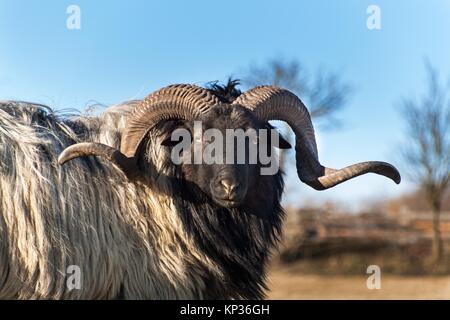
top-left (267, 265), bottom-right (450, 299)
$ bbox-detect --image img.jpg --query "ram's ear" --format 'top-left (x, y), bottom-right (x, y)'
top-left (264, 123), bottom-right (292, 149)
top-left (277, 134), bottom-right (292, 149)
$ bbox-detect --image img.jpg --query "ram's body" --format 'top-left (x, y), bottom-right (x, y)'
top-left (0, 103), bottom-right (253, 299)
top-left (0, 101), bottom-right (281, 299)
top-left (0, 82), bottom-right (400, 300)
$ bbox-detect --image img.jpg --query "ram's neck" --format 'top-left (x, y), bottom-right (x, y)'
top-left (169, 180), bottom-right (285, 299)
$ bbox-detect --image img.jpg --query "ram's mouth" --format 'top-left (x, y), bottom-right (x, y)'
top-left (212, 196), bottom-right (243, 208)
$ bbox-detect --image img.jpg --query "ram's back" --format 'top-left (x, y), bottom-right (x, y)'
top-left (0, 101), bottom-right (220, 299)
top-left (0, 102), bottom-right (137, 299)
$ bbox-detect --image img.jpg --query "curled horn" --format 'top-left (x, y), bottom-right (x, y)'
top-left (232, 86), bottom-right (401, 190)
top-left (58, 84), bottom-right (220, 176)
top-left (58, 142), bottom-right (138, 178)
top-left (120, 84), bottom-right (220, 158)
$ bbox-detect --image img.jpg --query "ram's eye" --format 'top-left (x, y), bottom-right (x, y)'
top-left (161, 137), bottom-right (181, 147)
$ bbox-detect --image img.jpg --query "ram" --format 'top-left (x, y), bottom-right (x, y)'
top-left (0, 82), bottom-right (400, 299)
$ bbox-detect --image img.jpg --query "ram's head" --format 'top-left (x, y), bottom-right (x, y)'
top-left (58, 84), bottom-right (400, 209)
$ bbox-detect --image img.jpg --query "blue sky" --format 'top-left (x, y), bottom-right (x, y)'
top-left (1, 0), bottom-right (449, 210)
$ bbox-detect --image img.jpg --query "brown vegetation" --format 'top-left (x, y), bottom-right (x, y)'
top-left (277, 194), bottom-right (450, 276)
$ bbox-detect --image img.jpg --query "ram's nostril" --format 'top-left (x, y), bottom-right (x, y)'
top-left (220, 179), bottom-right (239, 196)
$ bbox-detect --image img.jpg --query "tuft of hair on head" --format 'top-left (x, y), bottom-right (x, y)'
top-left (206, 78), bottom-right (242, 103)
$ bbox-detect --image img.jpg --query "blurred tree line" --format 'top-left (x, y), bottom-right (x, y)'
top-left (399, 62), bottom-right (450, 262)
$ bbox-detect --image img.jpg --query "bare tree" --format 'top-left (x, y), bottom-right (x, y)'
top-left (401, 62), bottom-right (450, 262)
top-left (243, 58), bottom-right (351, 127)
top-left (242, 58), bottom-right (351, 169)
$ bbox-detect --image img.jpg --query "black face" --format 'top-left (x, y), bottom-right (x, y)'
top-left (160, 105), bottom-right (291, 208)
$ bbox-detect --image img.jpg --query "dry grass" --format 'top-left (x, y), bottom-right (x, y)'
top-left (267, 264), bottom-right (450, 299)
